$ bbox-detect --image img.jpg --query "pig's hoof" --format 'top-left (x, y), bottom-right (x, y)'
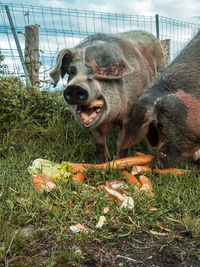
top-left (96, 155), bottom-right (111, 164)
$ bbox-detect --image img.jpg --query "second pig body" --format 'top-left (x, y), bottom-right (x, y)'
top-left (120, 31), bottom-right (200, 167)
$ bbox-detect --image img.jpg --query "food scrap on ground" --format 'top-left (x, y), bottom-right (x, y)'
top-left (119, 196), bottom-right (134, 210)
top-left (28, 158), bottom-right (72, 181)
top-left (29, 154), bottom-right (187, 200)
top-left (102, 185), bottom-right (126, 202)
top-left (69, 223), bottom-right (94, 233)
top-left (122, 171), bottom-right (141, 187)
top-left (73, 172), bottom-right (85, 183)
top-left (131, 165), bottom-right (187, 176)
top-left (29, 156), bottom-right (188, 215)
top-left (33, 174), bottom-right (56, 193)
top-left (95, 216), bottom-right (106, 228)
top-left (27, 154), bottom-right (189, 234)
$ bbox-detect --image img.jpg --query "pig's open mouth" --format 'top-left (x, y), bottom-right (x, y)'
top-left (76, 97), bottom-right (105, 128)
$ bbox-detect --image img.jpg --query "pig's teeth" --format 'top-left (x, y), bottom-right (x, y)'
top-left (78, 110), bottom-right (81, 114)
top-left (83, 118), bottom-right (95, 125)
top-left (96, 108), bottom-right (100, 113)
top-left (96, 103), bottom-right (103, 107)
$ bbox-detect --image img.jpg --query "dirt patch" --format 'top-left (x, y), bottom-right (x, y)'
top-left (83, 233), bottom-right (200, 267)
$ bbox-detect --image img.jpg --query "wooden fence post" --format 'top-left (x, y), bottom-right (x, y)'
top-left (161, 39), bottom-right (171, 65)
top-left (25, 25), bottom-right (39, 86)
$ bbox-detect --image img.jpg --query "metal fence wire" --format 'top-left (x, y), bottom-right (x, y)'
top-left (0, 2), bottom-right (199, 86)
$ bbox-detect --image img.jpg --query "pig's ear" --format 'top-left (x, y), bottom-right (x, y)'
top-left (50, 49), bottom-right (74, 86)
top-left (85, 44), bottom-right (133, 80)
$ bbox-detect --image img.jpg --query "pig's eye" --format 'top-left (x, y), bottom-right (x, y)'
top-left (68, 66), bottom-right (77, 76)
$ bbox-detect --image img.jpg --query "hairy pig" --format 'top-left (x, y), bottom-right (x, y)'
top-left (121, 30), bottom-right (200, 168)
top-left (50, 30), bottom-right (166, 162)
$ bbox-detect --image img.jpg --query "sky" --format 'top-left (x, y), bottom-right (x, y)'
top-left (1, 0), bottom-right (199, 90)
top-left (3, 0), bottom-right (200, 22)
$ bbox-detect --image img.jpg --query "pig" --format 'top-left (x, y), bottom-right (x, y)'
top-left (50, 30), bottom-right (166, 162)
top-left (119, 30), bottom-right (200, 168)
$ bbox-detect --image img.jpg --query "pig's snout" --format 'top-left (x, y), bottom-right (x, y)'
top-left (63, 84), bottom-right (88, 105)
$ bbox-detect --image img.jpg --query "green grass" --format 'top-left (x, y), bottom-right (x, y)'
top-left (0, 78), bottom-right (200, 266)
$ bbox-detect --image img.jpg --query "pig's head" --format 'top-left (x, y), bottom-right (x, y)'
top-left (126, 94), bottom-right (186, 168)
top-left (125, 96), bottom-right (159, 147)
top-left (50, 42), bottom-right (133, 128)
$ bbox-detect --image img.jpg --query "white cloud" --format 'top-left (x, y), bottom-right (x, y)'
top-left (4, 0), bottom-right (200, 20)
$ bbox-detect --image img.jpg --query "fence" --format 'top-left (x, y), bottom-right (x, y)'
top-left (0, 2), bottom-right (199, 88)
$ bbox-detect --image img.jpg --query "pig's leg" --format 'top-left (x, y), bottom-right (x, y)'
top-left (91, 124), bottom-right (114, 162)
top-left (116, 126), bottom-right (133, 159)
top-left (151, 141), bottom-right (183, 168)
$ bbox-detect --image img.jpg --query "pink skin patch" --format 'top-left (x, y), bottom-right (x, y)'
top-left (154, 90), bottom-right (200, 137)
top-left (154, 90), bottom-right (200, 159)
top-left (91, 60), bottom-right (127, 77)
top-left (144, 108), bottom-right (151, 121)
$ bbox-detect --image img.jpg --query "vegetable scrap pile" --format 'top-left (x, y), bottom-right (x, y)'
top-left (28, 155), bottom-right (187, 232)
top-left (28, 154), bottom-right (186, 194)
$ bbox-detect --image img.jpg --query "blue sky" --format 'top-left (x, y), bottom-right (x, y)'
top-left (3, 0), bottom-right (200, 22)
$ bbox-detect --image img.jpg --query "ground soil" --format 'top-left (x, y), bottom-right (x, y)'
top-left (82, 233), bottom-right (200, 267)
top-left (2, 226), bottom-right (199, 266)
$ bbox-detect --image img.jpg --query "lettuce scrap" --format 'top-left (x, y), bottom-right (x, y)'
top-left (28, 158), bottom-right (72, 181)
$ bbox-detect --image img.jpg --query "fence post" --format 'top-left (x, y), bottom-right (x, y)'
top-left (155, 14), bottom-right (159, 39)
top-left (25, 25), bottom-right (39, 87)
top-left (5, 5), bottom-right (30, 84)
top-left (161, 39), bottom-right (171, 65)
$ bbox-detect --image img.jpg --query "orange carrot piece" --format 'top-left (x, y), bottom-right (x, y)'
top-left (131, 165), bottom-right (186, 176)
top-left (122, 171), bottom-right (141, 187)
top-left (33, 174), bottom-right (56, 192)
top-left (69, 155), bottom-right (153, 173)
top-left (96, 155), bottom-right (153, 170)
top-left (139, 175), bottom-right (153, 190)
top-left (73, 172), bottom-right (85, 182)
top-left (152, 168), bottom-right (186, 176)
top-left (149, 206), bottom-right (158, 211)
top-left (131, 166), bottom-right (152, 175)
top-left (70, 163), bottom-right (90, 174)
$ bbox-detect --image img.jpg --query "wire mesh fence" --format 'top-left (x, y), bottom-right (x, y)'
top-left (0, 2), bottom-right (199, 87)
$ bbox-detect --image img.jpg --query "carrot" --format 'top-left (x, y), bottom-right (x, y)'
top-left (33, 174), bottom-right (56, 192)
top-left (70, 163), bottom-right (91, 174)
top-left (139, 175), bottom-right (153, 190)
top-left (149, 206), bottom-right (157, 211)
top-left (73, 172), bottom-right (85, 182)
top-left (131, 165), bottom-right (187, 176)
top-left (69, 155), bottom-right (153, 173)
top-left (122, 171), bottom-right (141, 187)
top-left (96, 155), bottom-right (153, 170)
top-left (139, 175), bottom-right (154, 196)
top-left (152, 168), bottom-right (186, 176)
top-left (131, 166), bottom-right (152, 175)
